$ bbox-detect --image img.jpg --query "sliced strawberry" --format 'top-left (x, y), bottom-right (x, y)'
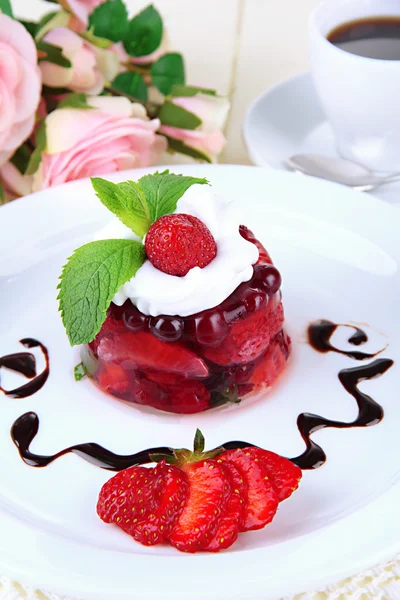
top-left (132, 462), bottom-right (189, 544)
top-left (220, 448), bottom-right (279, 531)
top-left (244, 447), bottom-right (302, 502)
top-left (204, 461), bottom-right (247, 552)
top-left (97, 330), bottom-right (209, 378)
top-left (203, 299), bottom-right (284, 366)
top-left (97, 464), bottom-right (164, 542)
top-left (168, 458), bottom-right (231, 552)
top-left (239, 225), bottom-right (273, 265)
top-left (97, 461), bottom-right (189, 546)
top-left (250, 329), bottom-right (291, 387)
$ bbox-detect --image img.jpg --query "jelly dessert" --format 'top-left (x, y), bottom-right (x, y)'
top-left (58, 171), bottom-right (291, 414)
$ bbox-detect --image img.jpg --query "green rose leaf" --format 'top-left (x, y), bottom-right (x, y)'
top-left (139, 170), bottom-right (208, 223)
top-left (58, 93), bottom-right (94, 109)
top-left (151, 53), bottom-right (185, 95)
top-left (112, 72), bottom-right (148, 102)
top-left (0, 0), bottom-right (13, 18)
top-left (158, 100), bottom-right (201, 130)
top-left (165, 137), bottom-right (212, 163)
top-left (19, 20), bottom-right (37, 37)
top-left (10, 144), bottom-right (31, 175)
top-left (124, 5), bottom-right (163, 57)
top-left (89, 0), bottom-right (129, 43)
top-left (91, 178), bottom-right (151, 238)
top-left (37, 41), bottom-right (72, 68)
top-left (80, 29), bottom-right (113, 49)
top-left (58, 239), bottom-right (146, 346)
top-left (170, 84), bottom-right (217, 97)
top-left (25, 122), bottom-right (47, 176)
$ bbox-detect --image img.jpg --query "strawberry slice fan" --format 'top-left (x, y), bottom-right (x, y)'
top-left (97, 430), bottom-right (302, 553)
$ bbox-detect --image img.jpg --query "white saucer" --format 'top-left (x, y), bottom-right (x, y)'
top-left (243, 72), bottom-right (400, 206)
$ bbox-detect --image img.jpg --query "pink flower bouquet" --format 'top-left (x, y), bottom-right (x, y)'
top-left (0, 0), bottom-right (229, 204)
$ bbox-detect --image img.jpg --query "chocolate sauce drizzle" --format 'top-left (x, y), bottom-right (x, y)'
top-left (9, 321), bottom-right (394, 472)
top-left (0, 339), bottom-right (49, 398)
top-left (307, 319), bottom-right (378, 360)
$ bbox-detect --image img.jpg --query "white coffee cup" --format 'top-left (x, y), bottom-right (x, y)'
top-left (309, 0), bottom-right (400, 172)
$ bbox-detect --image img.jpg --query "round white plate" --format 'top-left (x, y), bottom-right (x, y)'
top-left (243, 72), bottom-right (400, 206)
top-left (0, 165), bottom-right (399, 600)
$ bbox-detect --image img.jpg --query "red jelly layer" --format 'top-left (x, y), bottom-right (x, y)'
top-left (82, 226), bottom-right (291, 413)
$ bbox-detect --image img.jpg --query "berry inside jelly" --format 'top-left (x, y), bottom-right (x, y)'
top-left (82, 227), bottom-right (291, 414)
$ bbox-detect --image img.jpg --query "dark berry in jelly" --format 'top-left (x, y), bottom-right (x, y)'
top-left (242, 288), bottom-right (268, 313)
top-left (150, 316), bottom-right (184, 342)
top-left (253, 264), bottom-right (282, 296)
top-left (193, 312), bottom-right (230, 347)
top-left (123, 305), bottom-right (148, 332)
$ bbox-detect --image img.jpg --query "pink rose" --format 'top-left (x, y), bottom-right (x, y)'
top-left (40, 28), bottom-right (119, 95)
top-left (159, 94), bottom-right (230, 162)
top-left (0, 162), bottom-right (33, 203)
top-left (60, 0), bottom-right (105, 26)
top-left (32, 97), bottom-right (167, 191)
top-left (0, 15), bottom-right (41, 167)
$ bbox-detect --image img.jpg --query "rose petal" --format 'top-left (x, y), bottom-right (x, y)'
top-left (0, 15), bottom-right (38, 66)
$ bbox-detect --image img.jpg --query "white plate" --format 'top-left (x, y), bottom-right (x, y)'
top-left (0, 165), bottom-right (399, 600)
top-left (243, 72), bottom-right (400, 206)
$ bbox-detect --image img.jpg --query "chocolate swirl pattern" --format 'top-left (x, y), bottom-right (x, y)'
top-left (9, 322), bottom-right (394, 472)
top-left (0, 339), bottom-right (49, 399)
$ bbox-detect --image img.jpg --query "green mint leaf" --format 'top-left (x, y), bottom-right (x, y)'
top-left (139, 170), bottom-right (208, 223)
top-left (25, 122), bottom-right (47, 176)
top-left (124, 5), bottom-right (163, 57)
top-left (112, 72), bottom-right (148, 102)
top-left (158, 100), bottom-right (201, 130)
top-left (193, 429), bottom-right (205, 454)
top-left (74, 363), bottom-right (86, 381)
top-left (10, 144), bottom-right (31, 175)
top-left (58, 239), bottom-right (145, 346)
top-left (89, 0), bottom-right (129, 43)
top-left (165, 136), bottom-right (212, 163)
top-left (58, 93), bottom-right (94, 109)
top-left (0, 0), bottom-right (13, 18)
top-left (37, 41), bottom-right (72, 68)
top-left (151, 53), bottom-right (185, 95)
top-left (91, 177), bottom-right (151, 238)
top-left (170, 84), bottom-right (217, 97)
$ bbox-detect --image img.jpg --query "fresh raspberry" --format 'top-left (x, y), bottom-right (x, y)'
top-left (145, 213), bottom-right (217, 276)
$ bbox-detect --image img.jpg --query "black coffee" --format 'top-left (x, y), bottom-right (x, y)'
top-left (327, 16), bottom-right (400, 60)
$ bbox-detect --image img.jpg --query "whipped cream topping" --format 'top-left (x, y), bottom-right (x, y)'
top-left (95, 184), bottom-right (259, 317)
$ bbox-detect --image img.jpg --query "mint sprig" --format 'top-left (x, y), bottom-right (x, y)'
top-left (91, 171), bottom-right (208, 235)
top-left (58, 239), bottom-right (145, 346)
top-left (91, 178), bottom-right (151, 238)
top-left (138, 170), bottom-right (208, 223)
top-left (59, 171), bottom-right (209, 347)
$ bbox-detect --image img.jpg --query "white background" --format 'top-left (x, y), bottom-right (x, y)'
top-left (13, 0), bottom-right (321, 164)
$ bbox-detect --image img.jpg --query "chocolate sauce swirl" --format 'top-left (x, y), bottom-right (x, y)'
top-left (291, 358), bottom-right (393, 469)
top-left (307, 319), bottom-right (380, 360)
top-left (0, 339), bottom-right (49, 398)
top-left (9, 322), bottom-right (394, 472)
